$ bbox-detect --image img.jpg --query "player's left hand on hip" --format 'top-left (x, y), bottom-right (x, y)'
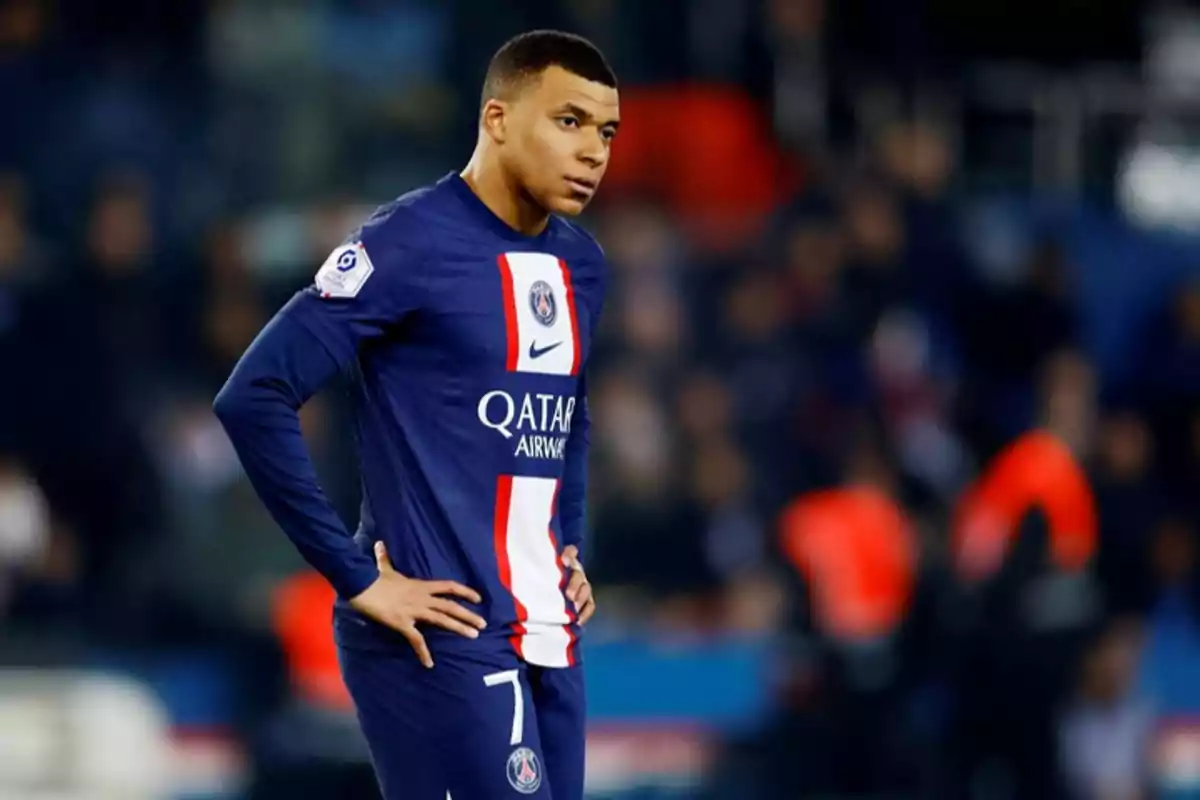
top-left (561, 545), bottom-right (595, 625)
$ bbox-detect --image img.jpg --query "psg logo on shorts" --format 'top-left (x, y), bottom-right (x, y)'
top-left (529, 280), bottom-right (557, 327)
top-left (506, 746), bottom-right (542, 794)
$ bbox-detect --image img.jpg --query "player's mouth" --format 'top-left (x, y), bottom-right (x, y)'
top-left (565, 177), bottom-right (596, 198)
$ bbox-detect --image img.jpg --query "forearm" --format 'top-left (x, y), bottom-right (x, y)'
top-left (213, 313), bottom-right (377, 599)
top-left (557, 396), bottom-right (591, 553)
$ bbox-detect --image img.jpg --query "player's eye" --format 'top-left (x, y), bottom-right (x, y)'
top-left (600, 127), bottom-right (617, 142)
top-left (556, 115), bottom-right (581, 129)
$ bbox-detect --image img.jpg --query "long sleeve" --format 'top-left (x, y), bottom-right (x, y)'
top-left (213, 308), bottom-right (379, 599)
top-left (558, 268), bottom-right (605, 554)
top-left (557, 373), bottom-right (591, 552)
top-left (213, 210), bottom-right (428, 599)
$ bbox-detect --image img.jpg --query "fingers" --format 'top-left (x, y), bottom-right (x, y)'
top-left (400, 624), bottom-right (434, 668)
top-left (570, 578), bottom-right (592, 610)
top-left (571, 579), bottom-right (594, 625)
top-left (374, 540), bottom-right (393, 573)
top-left (577, 596), bottom-right (596, 626)
top-left (420, 609), bottom-right (482, 640)
top-left (431, 580), bottom-right (483, 605)
top-left (560, 546), bottom-right (594, 623)
top-left (565, 568), bottom-right (588, 603)
top-left (430, 598), bottom-right (487, 630)
top-left (375, 549), bottom-right (482, 606)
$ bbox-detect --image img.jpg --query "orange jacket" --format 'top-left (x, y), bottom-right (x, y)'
top-left (953, 430), bottom-right (1097, 582)
top-left (779, 486), bottom-right (917, 640)
top-left (272, 571), bottom-right (352, 710)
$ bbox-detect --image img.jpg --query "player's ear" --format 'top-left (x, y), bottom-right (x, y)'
top-left (480, 99), bottom-right (509, 144)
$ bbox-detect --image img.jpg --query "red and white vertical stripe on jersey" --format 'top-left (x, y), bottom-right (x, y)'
top-left (557, 258), bottom-right (583, 376)
top-left (546, 482), bottom-right (580, 660)
top-left (492, 474), bottom-right (575, 667)
top-left (497, 255), bottom-right (521, 372)
top-left (492, 475), bottom-right (528, 657)
top-left (496, 252), bottom-right (580, 376)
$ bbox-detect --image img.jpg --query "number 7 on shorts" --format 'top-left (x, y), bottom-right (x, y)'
top-left (484, 669), bottom-right (525, 746)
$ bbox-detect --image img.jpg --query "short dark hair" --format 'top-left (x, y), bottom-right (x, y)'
top-left (482, 30), bottom-right (616, 107)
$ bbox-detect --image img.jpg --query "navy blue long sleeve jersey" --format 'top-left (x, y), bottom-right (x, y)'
top-left (213, 173), bottom-right (606, 668)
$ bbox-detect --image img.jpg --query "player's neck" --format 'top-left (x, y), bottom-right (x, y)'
top-left (460, 156), bottom-right (550, 238)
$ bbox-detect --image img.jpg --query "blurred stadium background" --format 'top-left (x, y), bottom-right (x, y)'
top-left (3, 0), bottom-right (1200, 798)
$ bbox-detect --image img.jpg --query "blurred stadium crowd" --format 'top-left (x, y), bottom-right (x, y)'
top-left (3, 0), bottom-right (1200, 798)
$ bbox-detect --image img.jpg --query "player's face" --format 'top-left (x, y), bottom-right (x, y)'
top-left (506, 66), bottom-right (620, 216)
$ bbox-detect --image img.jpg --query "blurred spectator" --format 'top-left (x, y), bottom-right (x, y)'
top-left (1137, 518), bottom-right (1200, 708)
top-left (689, 435), bottom-right (766, 587)
top-left (1059, 619), bottom-right (1153, 800)
top-left (957, 242), bottom-right (1083, 455)
top-left (780, 201), bottom-right (845, 337)
top-left (0, 456), bottom-right (51, 610)
top-left (874, 118), bottom-right (973, 318)
top-left (1091, 411), bottom-right (1165, 616)
top-left (841, 180), bottom-right (910, 338)
top-left (1140, 280), bottom-right (1200, 504)
top-left (0, 452), bottom-right (84, 633)
top-left (163, 219), bottom-right (265, 391)
top-left (948, 424), bottom-right (1103, 799)
top-left (589, 368), bottom-right (705, 603)
top-left (765, 451), bottom-right (927, 796)
top-left (878, 119), bottom-right (956, 204)
top-left (0, 0), bottom-right (44, 52)
top-left (719, 267), bottom-right (807, 507)
top-left (949, 509), bottom-right (1097, 800)
top-left (0, 173), bottom-right (49, 447)
top-left (1039, 349), bottom-right (1099, 457)
top-left (591, 367), bottom-right (675, 499)
top-left (675, 370), bottom-right (734, 445)
top-left (201, 292), bottom-right (268, 388)
top-left (68, 171), bottom-right (167, 406)
top-left (619, 280), bottom-right (687, 373)
top-left (3, 171), bottom-right (172, 643)
top-left (0, 172), bottom-right (44, 284)
top-left (596, 200), bottom-right (683, 282)
top-left (869, 307), bottom-right (968, 500)
top-left (766, 0), bottom-right (829, 153)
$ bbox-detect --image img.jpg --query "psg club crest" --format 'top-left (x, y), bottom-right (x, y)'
top-left (506, 746), bottom-right (542, 794)
top-left (529, 280), bottom-right (557, 327)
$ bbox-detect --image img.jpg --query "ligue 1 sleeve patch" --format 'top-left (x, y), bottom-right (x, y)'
top-left (315, 241), bottom-right (375, 299)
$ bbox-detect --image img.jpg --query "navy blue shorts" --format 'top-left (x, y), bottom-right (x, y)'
top-left (338, 644), bottom-right (586, 799)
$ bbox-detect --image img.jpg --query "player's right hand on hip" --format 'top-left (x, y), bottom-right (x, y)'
top-left (348, 541), bottom-right (487, 668)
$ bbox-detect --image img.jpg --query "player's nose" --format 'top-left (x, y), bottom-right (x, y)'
top-left (577, 132), bottom-right (608, 169)
top-left (576, 147), bottom-right (606, 169)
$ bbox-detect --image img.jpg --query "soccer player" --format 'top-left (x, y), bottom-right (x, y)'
top-left (212, 30), bottom-right (619, 800)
